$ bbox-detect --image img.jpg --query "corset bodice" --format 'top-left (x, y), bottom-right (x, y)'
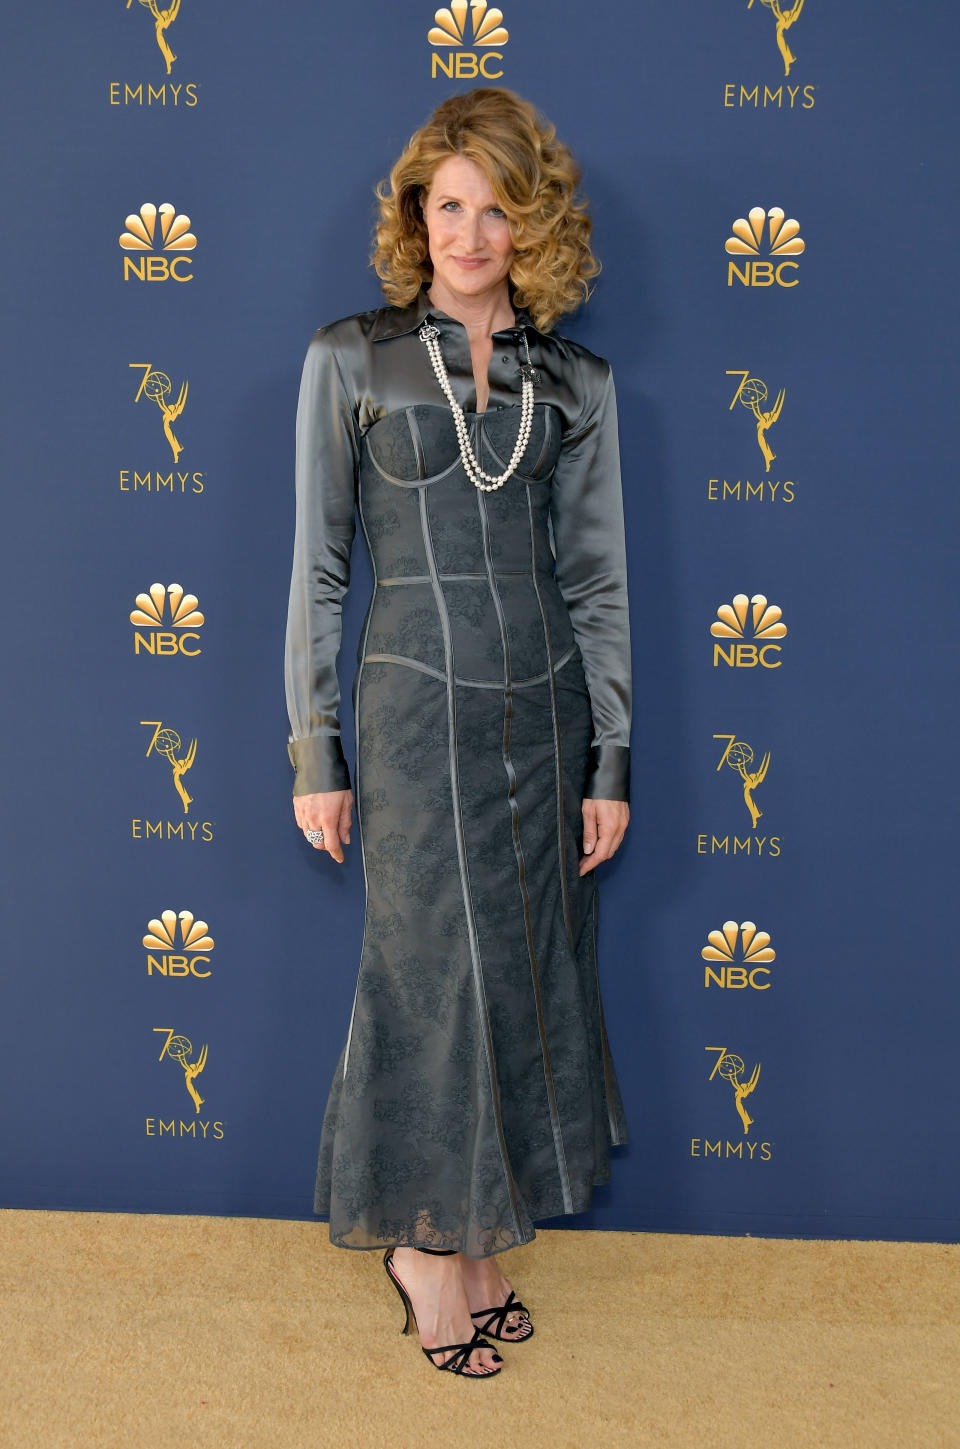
top-left (357, 402), bottom-right (576, 685)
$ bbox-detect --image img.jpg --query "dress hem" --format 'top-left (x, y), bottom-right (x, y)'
top-left (311, 1154), bottom-right (626, 1257)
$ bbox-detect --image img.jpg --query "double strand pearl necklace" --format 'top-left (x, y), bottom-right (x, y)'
top-left (418, 319), bottom-right (540, 492)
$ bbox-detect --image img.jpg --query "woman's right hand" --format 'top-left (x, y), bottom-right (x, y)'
top-left (293, 790), bottom-right (354, 863)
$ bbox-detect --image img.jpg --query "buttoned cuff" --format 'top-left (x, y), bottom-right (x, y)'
top-left (584, 744), bottom-right (630, 803)
top-left (288, 734), bottom-right (352, 797)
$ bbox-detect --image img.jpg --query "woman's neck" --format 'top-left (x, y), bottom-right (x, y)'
top-left (427, 279), bottom-right (515, 341)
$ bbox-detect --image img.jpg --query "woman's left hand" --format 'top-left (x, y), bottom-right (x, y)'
top-left (579, 798), bottom-right (630, 875)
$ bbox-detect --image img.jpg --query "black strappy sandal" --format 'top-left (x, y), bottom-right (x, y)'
top-left (469, 1289), bottom-right (534, 1343)
top-left (383, 1247), bottom-right (503, 1378)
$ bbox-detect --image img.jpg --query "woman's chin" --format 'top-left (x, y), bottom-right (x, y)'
top-left (435, 267), bottom-right (509, 302)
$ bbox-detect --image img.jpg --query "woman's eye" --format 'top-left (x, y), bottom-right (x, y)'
top-left (438, 201), bottom-right (506, 218)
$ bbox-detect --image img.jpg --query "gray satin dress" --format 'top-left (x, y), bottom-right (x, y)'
top-left (285, 284), bottom-right (632, 1257)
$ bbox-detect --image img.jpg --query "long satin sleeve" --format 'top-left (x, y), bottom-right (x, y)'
top-left (549, 359), bottom-right (633, 802)
top-left (285, 329), bottom-right (360, 797)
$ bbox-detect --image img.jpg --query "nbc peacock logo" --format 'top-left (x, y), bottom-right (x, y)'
top-left (701, 920), bottom-right (775, 989)
top-left (144, 909), bottom-right (215, 978)
top-left (725, 207), bottom-right (804, 288)
top-left (119, 203), bottom-right (196, 282)
top-left (428, 1), bottom-right (508, 79)
top-left (131, 582), bottom-right (204, 656)
top-left (710, 594), bottom-right (786, 668)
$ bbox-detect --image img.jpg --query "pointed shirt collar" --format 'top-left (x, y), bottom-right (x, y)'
top-left (370, 284), bottom-right (536, 342)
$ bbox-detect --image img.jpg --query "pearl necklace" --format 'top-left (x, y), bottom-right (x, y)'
top-left (418, 320), bottom-right (539, 492)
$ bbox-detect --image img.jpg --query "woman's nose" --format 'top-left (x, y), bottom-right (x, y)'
top-left (459, 210), bottom-right (484, 250)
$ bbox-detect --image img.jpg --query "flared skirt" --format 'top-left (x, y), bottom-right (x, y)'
top-left (313, 649), bottom-right (628, 1256)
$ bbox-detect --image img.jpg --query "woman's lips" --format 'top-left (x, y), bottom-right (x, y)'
top-left (453, 256), bottom-right (489, 268)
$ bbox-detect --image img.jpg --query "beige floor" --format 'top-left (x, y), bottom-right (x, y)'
top-left (0, 1210), bottom-right (956, 1449)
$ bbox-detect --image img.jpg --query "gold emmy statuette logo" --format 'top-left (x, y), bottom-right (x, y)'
top-left (709, 371), bottom-right (793, 501)
top-left (748, 0), bottom-right (803, 78)
top-left (130, 363), bottom-right (188, 462)
top-left (144, 909), bottom-right (214, 978)
top-left (696, 735), bottom-right (779, 858)
top-left (707, 1045), bottom-right (761, 1135)
top-left (702, 920), bottom-right (775, 989)
top-left (127, 0), bottom-right (182, 75)
top-left (715, 735), bottom-right (770, 826)
top-left (131, 583), bottom-right (204, 656)
top-left (110, 1), bottom-right (196, 107)
top-left (727, 371), bottom-right (785, 473)
top-left (133, 719), bottom-right (213, 840)
top-left (119, 367), bottom-right (203, 494)
top-left (154, 1026), bottom-right (207, 1112)
top-left (723, 0), bottom-right (814, 110)
top-left (119, 203), bottom-right (196, 282)
top-left (142, 720), bottom-right (197, 813)
top-left (429, 1), bottom-right (508, 78)
top-left (725, 207), bottom-right (804, 288)
top-left (711, 594), bottom-right (786, 668)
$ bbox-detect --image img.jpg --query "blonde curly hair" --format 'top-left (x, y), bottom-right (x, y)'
top-left (372, 87), bottom-right (601, 333)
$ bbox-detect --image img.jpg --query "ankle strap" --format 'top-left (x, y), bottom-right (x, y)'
top-left (414, 1245), bottom-right (458, 1255)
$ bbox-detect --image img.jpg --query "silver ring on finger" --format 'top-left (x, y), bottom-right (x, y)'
top-left (305, 829), bottom-right (325, 845)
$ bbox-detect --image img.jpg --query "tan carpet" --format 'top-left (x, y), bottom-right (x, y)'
top-left (0, 1210), bottom-right (956, 1449)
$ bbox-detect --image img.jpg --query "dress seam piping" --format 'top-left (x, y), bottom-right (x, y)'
top-left (476, 478), bottom-right (574, 1217)
top-left (342, 493), bottom-right (376, 1082)
top-left (367, 447), bottom-right (463, 489)
top-left (405, 406), bottom-right (427, 478)
top-left (418, 482), bottom-right (524, 1240)
top-left (525, 486), bottom-right (576, 951)
top-left (591, 886), bottom-right (622, 1144)
top-left (361, 645), bottom-right (576, 689)
top-left (378, 571), bottom-right (554, 585)
top-left (481, 405), bottom-right (556, 479)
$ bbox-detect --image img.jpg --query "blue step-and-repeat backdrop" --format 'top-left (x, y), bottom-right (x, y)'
top-left (2, 3), bottom-right (957, 1241)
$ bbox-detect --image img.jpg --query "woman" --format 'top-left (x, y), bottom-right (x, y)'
top-left (285, 87), bottom-right (632, 1379)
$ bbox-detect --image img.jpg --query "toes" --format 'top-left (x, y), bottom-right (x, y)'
top-left (468, 1345), bottom-right (503, 1374)
top-left (468, 1353), bottom-right (501, 1374)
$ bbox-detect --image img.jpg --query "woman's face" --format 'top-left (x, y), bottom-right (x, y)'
top-left (422, 154), bottom-right (514, 305)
